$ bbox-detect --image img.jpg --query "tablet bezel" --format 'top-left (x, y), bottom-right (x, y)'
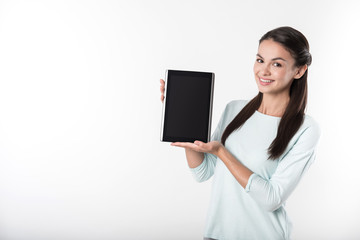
top-left (160, 69), bottom-right (215, 143)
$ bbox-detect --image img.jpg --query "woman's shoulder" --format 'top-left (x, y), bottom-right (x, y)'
top-left (279, 114), bottom-right (321, 159)
top-left (219, 100), bottom-right (249, 123)
top-left (303, 114), bottom-right (321, 134)
top-left (221, 99), bottom-right (250, 117)
top-left (225, 99), bottom-right (250, 111)
top-left (294, 114), bottom-right (321, 147)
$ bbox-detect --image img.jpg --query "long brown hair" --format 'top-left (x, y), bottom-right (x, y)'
top-left (221, 26), bottom-right (312, 160)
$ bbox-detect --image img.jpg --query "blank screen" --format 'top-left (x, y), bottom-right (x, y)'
top-left (163, 70), bottom-right (213, 142)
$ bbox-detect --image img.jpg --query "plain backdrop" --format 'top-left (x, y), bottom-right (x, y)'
top-left (0, 0), bottom-right (359, 239)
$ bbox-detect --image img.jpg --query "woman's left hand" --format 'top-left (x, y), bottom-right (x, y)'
top-left (171, 140), bottom-right (224, 156)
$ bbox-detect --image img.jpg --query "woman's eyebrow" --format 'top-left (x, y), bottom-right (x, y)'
top-left (272, 57), bottom-right (287, 62)
top-left (256, 54), bottom-right (286, 62)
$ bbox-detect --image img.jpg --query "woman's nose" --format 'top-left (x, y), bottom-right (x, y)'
top-left (261, 64), bottom-right (271, 76)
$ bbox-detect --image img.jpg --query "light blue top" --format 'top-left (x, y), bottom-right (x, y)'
top-left (190, 100), bottom-right (321, 240)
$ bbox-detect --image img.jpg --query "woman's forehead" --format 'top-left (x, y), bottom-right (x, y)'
top-left (258, 39), bottom-right (294, 61)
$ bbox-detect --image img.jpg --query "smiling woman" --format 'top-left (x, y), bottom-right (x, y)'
top-left (161, 26), bottom-right (319, 240)
top-left (254, 40), bottom-right (307, 111)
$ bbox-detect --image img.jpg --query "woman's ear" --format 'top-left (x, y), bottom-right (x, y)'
top-left (294, 65), bottom-right (308, 79)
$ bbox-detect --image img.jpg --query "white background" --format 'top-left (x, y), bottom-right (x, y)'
top-left (0, 0), bottom-right (359, 239)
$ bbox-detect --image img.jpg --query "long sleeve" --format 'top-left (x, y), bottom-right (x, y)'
top-left (244, 122), bottom-right (321, 212)
top-left (189, 103), bottom-right (230, 182)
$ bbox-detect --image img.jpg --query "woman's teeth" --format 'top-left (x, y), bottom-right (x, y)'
top-left (260, 78), bottom-right (274, 83)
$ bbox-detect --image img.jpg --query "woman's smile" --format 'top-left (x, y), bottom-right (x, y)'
top-left (259, 77), bottom-right (275, 85)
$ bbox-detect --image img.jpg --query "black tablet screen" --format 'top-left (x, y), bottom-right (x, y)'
top-left (162, 70), bottom-right (214, 143)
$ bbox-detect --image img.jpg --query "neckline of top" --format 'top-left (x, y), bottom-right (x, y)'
top-left (255, 110), bottom-right (282, 119)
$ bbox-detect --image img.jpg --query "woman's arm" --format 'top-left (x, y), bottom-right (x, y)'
top-left (172, 141), bottom-right (245, 183)
top-left (185, 148), bottom-right (204, 168)
top-left (173, 122), bottom-right (320, 212)
top-left (171, 141), bottom-right (218, 182)
top-left (173, 140), bottom-right (253, 187)
top-left (216, 146), bottom-right (253, 188)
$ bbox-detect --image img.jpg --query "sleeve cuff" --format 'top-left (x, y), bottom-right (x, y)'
top-left (245, 173), bottom-right (257, 192)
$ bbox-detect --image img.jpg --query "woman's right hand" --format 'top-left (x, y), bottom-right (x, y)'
top-left (160, 79), bottom-right (165, 103)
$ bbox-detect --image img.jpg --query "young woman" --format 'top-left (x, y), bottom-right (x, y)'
top-left (159, 26), bottom-right (320, 240)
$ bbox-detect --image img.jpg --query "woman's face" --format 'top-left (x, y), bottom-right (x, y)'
top-left (253, 39), bottom-right (303, 97)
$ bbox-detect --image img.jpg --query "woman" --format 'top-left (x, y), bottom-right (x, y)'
top-left (159, 26), bottom-right (320, 240)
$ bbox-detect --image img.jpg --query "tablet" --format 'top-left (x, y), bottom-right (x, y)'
top-left (160, 69), bottom-right (215, 143)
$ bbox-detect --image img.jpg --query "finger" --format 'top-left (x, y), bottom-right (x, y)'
top-left (194, 140), bottom-right (205, 146)
top-left (171, 142), bottom-right (209, 153)
top-left (160, 78), bottom-right (165, 102)
top-left (171, 142), bottom-right (187, 147)
top-left (193, 141), bottom-right (209, 152)
top-left (160, 84), bottom-right (165, 94)
top-left (171, 142), bottom-right (197, 148)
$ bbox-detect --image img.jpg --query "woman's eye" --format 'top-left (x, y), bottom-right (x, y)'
top-left (256, 58), bottom-right (263, 63)
top-left (273, 62), bottom-right (282, 67)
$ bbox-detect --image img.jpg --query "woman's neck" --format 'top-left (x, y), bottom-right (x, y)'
top-left (258, 93), bottom-right (290, 117)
